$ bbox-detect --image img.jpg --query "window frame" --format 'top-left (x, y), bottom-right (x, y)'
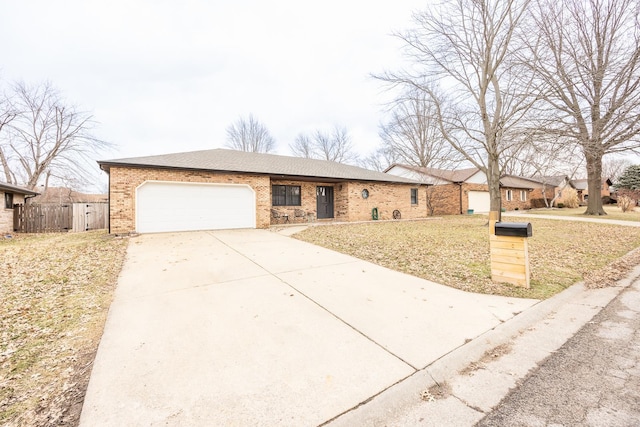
top-left (4, 192), bottom-right (13, 209)
top-left (410, 188), bottom-right (418, 205)
top-left (505, 189), bottom-right (513, 202)
top-left (520, 190), bottom-right (527, 202)
top-left (272, 185), bottom-right (301, 206)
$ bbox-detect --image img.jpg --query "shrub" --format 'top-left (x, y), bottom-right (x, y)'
top-left (557, 203), bottom-right (565, 208)
top-left (530, 198), bottom-right (548, 208)
top-left (562, 187), bottom-right (580, 208)
top-left (602, 196), bottom-right (615, 205)
top-left (618, 196), bottom-right (635, 212)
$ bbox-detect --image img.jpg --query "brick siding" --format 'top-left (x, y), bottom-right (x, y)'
top-left (109, 166), bottom-right (270, 234)
top-left (1, 192), bottom-right (25, 233)
top-left (108, 166), bottom-right (427, 233)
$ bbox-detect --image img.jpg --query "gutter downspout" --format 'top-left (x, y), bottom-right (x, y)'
top-left (459, 183), bottom-right (463, 214)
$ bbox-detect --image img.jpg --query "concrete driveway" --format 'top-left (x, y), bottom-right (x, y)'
top-left (79, 229), bottom-right (538, 426)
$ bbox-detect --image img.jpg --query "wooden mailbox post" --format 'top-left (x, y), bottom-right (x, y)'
top-left (489, 211), bottom-right (531, 288)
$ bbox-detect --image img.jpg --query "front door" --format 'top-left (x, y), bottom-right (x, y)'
top-left (316, 186), bottom-right (334, 219)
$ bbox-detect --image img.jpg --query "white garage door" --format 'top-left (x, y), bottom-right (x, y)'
top-left (468, 191), bottom-right (490, 213)
top-left (136, 181), bottom-right (256, 233)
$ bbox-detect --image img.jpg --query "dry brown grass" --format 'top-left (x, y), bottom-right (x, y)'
top-left (294, 216), bottom-right (640, 299)
top-left (0, 231), bottom-right (128, 427)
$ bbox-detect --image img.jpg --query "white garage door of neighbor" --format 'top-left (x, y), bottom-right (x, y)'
top-left (136, 181), bottom-right (256, 233)
top-left (468, 191), bottom-right (490, 213)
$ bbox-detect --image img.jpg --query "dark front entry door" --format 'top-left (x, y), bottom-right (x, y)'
top-left (316, 186), bottom-right (334, 219)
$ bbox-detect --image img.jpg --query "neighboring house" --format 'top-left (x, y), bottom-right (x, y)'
top-left (570, 178), bottom-right (613, 204)
top-left (385, 164), bottom-right (544, 214)
top-left (97, 149), bottom-right (427, 234)
top-left (0, 182), bottom-right (38, 233)
top-left (532, 175), bottom-right (573, 206)
top-left (385, 164), bottom-right (488, 214)
top-left (499, 175), bottom-right (545, 211)
top-left (29, 186), bottom-right (108, 204)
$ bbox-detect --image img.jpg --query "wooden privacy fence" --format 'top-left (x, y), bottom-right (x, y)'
top-left (13, 202), bottom-right (108, 233)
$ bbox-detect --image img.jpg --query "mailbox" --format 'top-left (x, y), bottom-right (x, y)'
top-left (494, 222), bottom-right (532, 237)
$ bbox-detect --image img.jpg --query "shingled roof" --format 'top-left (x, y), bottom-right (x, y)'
top-left (385, 164), bottom-right (480, 183)
top-left (0, 182), bottom-right (38, 196)
top-left (500, 175), bottom-right (544, 189)
top-left (98, 149), bottom-right (420, 184)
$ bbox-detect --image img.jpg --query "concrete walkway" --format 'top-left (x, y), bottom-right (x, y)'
top-left (79, 229), bottom-right (537, 426)
top-left (505, 210), bottom-right (640, 227)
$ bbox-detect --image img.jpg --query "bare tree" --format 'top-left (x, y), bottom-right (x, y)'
top-left (289, 134), bottom-right (316, 159)
top-left (0, 89), bottom-right (17, 183)
top-left (359, 145), bottom-right (398, 172)
top-left (379, 87), bottom-right (461, 169)
top-left (377, 0), bottom-right (537, 215)
top-left (602, 156), bottom-right (632, 182)
top-left (289, 125), bottom-right (357, 164)
top-left (2, 81), bottom-right (109, 190)
top-left (529, 0), bottom-right (640, 215)
top-left (225, 114), bottom-right (276, 153)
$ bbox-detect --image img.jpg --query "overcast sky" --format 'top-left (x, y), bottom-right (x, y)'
top-left (1, 0), bottom-right (427, 169)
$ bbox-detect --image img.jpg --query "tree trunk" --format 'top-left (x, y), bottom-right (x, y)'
top-left (488, 156), bottom-right (502, 220)
top-left (584, 150), bottom-right (606, 215)
top-left (0, 147), bottom-right (12, 184)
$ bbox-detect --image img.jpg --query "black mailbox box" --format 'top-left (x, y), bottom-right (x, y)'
top-left (494, 222), bottom-right (532, 237)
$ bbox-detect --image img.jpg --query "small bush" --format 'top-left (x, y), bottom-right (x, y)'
top-left (618, 196), bottom-right (635, 212)
top-left (602, 196), bottom-right (614, 205)
top-left (562, 187), bottom-right (580, 208)
top-left (557, 203), bottom-right (565, 208)
top-left (530, 198), bottom-right (548, 208)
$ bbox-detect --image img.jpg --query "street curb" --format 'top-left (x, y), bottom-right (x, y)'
top-left (326, 264), bottom-right (640, 426)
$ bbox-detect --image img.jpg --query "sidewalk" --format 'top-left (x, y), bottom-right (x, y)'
top-left (325, 265), bottom-right (640, 426)
top-left (477, 272), bottom-right (640, 426)
top-left (505, 210), bottom-right (640, 227)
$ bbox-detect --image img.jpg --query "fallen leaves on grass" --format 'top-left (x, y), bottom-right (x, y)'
top-left (583, 247), bottom-right (640, 289)
top-left (294, 216), bottom-right (640, 299)
top-left (0, 231), bottom-right (128, 427)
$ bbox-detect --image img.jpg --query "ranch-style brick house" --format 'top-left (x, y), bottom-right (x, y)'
top-left (385, 164), bottom-right (546, 214)
top-left (0, 182), bottom-right (38, 233)
top-left (98, 149), bottom-right (427, 234)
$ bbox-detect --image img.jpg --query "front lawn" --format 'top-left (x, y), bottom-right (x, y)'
top-left (525, 205), bottom-right (640, 222)
top-left (294, 216), bottom-right (640, 300)
top-left (0, 231), bottom-right (128, 426)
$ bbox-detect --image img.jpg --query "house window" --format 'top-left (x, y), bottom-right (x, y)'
top-left (411, 188), bottom-right (418, 205)
top-left (520, 190), bottom-right (527, 202)
top-left (4, 193), bottom-right (13, 209)
top-left (272, 185), bottom-right (301, 206)
top-left (506, 189), bottom-right (513, 202)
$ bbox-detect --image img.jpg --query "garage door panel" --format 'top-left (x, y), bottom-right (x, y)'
top-left (136, 182), bottom-right (255, 233)
top-left (468, 191), bottom-right (490, 213)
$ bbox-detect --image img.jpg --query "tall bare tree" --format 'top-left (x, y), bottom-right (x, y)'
top-left (359, 145), bottom-right (398, 172)
top-left (602, 156), bottom-right (632, 182)
top-left (289, 126), bottom-right (357, 164)
top-left (225, 114), bottom-right (276, 153)
top-left (377, 0), bottom-right (537, 214)
top-left (0, 90), bottom-right (17, 183)
top-left (529, 0), bottom-right (640, 215)
top-left (1, 81), bottom-right (109, 190)
top-left (379, 87), bottom-right (461, 169)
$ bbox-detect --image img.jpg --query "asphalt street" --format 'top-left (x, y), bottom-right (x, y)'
top-left (477, 276), bottom-right (640, 427)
